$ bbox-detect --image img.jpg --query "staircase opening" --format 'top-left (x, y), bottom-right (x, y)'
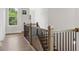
top-left (24, 22), bottom-right (77, 51)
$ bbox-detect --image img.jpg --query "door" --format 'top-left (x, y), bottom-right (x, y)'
top-left (6, 8), bottom-right (22, 34)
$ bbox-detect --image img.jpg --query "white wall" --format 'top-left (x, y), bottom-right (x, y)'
top-left (75, 9), bottom-right (79, 28)
top-left (6, 8), bottom-right (49, 33)
top-left (21, 8), bottom-right (30, 31)
top-left (0, 8), bottom-right (6, 41)
top-left (48, 8), bottom-right (79, 51)
top-left (48, 8), bottom-right (76, 31)
top-left (30, 8), bottom-right (48, 29)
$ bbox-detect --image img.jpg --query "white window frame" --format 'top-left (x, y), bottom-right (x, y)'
top-left (8, 8), bottom-right (18, 27)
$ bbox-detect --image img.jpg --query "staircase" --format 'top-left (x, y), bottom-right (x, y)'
top-left (38, 32), bottom-right (48, 51)
top-left (24, 22), bottom-right (51, 51)
top-left (38, 36), bottom-right (48, 51)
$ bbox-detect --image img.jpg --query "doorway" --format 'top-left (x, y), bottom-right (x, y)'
top-left (6, 8), bottom-right (22, 34)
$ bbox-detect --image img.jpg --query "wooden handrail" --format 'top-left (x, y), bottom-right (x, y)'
top-left (53, 28), bottom-right (78, 32)
top-left (36, 27), bottom-right (48, 31)
top-left (25, 24), bottom-right (48, 31)
top-left (26, 23), bottom-right (36, 25)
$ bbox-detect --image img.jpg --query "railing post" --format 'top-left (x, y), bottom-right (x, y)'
top-left (29, 23), bottom-right (32, 45)
top-left (74, 28), bottom-right (77, 51)
top-left (36, 22), bottom-right (39, 35)
top-left (24, 23), bottom-right (25, 37)
top-left (48, 26), bottom-right (51, 51)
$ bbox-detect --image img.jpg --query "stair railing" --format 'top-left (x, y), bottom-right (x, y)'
top-left (52, 28), bottom-right (78, 51)
top-left (24, 22), bottom-right (52, 51)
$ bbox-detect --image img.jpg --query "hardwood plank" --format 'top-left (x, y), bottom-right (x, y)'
top-left (0, 33), bottom-right (35, 51)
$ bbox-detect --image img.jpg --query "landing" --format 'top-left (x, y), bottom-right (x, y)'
top-left (0, 33), bottom-right (35, 51)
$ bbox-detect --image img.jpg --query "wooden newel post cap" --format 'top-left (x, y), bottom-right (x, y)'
top-left (75, 28), bottom-right (78, 32)
top-left (48, 26), bottom-right (51, 29)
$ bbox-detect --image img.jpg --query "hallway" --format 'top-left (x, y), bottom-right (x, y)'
top-left (0, 33), bottom-right (35, 51)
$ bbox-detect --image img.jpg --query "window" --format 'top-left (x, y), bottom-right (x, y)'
top-left (9, 8), bottom-right (17, 25)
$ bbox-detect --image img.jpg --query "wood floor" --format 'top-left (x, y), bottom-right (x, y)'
top-left (0, 33), bottom-right (35, 51)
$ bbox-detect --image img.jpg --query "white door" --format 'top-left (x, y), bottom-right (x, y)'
top-left (6, 8), bottom-right (22, 34)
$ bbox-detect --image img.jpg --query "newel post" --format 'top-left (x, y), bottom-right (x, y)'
top-left (48, 26), bottom-right (51, 51)
top-left (29, 23), bottom-right (32, 45)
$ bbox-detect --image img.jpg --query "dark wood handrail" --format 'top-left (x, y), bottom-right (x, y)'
top-left (24, 24), bottom-right (48, 31)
